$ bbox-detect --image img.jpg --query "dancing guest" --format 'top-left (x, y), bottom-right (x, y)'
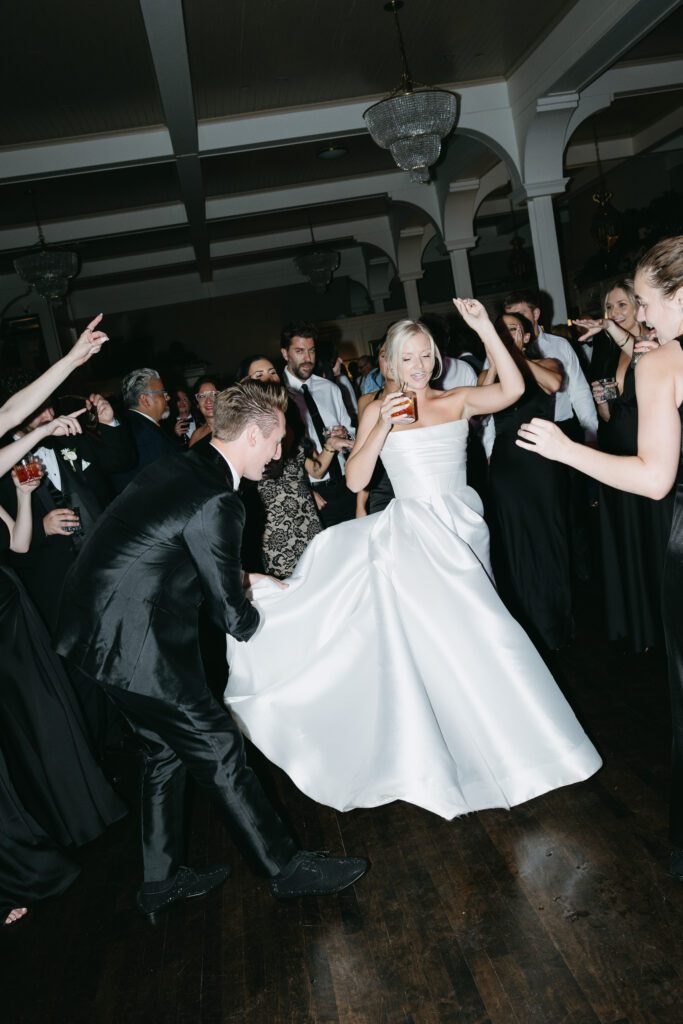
top-left (574, 281), bottom-right (672, 652)
top-left (188, 376), bottom-right (221, 449)
top-left (113, 368), bottom-right (178, 491)
top-left (236, 355), bottom-right (326, 578)
top-left (281, 322), bottom-right (356, 527)
top-left (171, 385), bottom-right (196, 445)
top-left (0, 319), bottom-right (125, 927)
top-left (516, 236), bottom-right (683, 880)
top-left (56, 381), bottom-right (368, 913)
top-left (0, 391), bottom-right (136, 634)
top-left (487, 313), bottom-right (570, 650)
top-left (224, 303), bottom-right (601, 821)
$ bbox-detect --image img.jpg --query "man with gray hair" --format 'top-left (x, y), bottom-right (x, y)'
top-left (114, 367), bottom-right (178, 492)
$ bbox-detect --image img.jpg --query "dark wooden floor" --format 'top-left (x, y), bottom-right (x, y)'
top-left (4, 585), bottom-right (683, 1024)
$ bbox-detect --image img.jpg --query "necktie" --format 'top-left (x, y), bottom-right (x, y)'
top-left (300, 384), bottom-right (342, 481)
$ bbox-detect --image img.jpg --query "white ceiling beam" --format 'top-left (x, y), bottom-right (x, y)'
top-left (510, 0), bottom-right (681, 126)
top-left (0, 80), bottom-right (514, 182)
top-left (139, 0), bottom-right (211, 280)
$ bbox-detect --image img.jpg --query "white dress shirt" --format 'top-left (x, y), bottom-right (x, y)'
top-left (537, 331), bottom-right (598, 443)
top-left (285, 369), bottom-right (352, 483)
top-left (336, 373), bottom-right (359, 414)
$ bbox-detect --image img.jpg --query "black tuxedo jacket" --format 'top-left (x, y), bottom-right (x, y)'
top-left (56, 445), bottom-right (259, 701)
top-left (112, 410), bottom-right (180, 492)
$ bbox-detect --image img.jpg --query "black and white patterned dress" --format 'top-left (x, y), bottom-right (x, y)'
top-left (257, 444), bottom-right (321, 578)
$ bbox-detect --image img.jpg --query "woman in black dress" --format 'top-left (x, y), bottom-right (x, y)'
top-left (574, 282), bottom-right (671, 651)
top-left (0, 315), bottom-right (125, 926)
top-left (517, 236), bottom-right (683, 879)
top-left (486, 313), bottom-right (570, 650)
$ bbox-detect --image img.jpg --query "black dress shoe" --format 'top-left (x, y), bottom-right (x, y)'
top-left (270, 851), bottom-right (369, 899)
top-left (136, 864), bottom-right (231, 916)
top-left (670, 848), bottom-right (683, 881)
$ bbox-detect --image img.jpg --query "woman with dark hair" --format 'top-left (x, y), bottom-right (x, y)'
top-left (236, 354), bottom-right (338, 577)
top-left (487, 311), bottom-right (572, 650)
top-left (188, 375), bottom-right (222, 449)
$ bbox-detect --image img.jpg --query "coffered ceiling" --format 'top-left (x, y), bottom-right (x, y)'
top-left (0, 0), bottom-right (681, 310)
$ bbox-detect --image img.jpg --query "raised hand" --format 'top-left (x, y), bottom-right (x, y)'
top-left (87, 392), bottom-right (115, 425)
top-left (516, 418), bottom-right (571, 460)
top-left (12, 468), bottom-right (43, 494)
top-left (573, 317), bottom-right (604, 342)
top-left (69, 315), bottom-right (109, 367)
top-left (43, 410), bottom-right (86, 438)
top-left (453, 297), bottom-right (490, 329)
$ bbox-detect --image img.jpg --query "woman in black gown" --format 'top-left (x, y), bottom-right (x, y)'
top-left (0, 315), bottom-right (124, 925)
top-left (517, 235), bottom-right (683, 880)
top-left (486, 313), bottom-right (570, 651)
top-left (575, 281), bottom-right (671, 651)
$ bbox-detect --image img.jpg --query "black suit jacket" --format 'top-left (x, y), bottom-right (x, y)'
top-left (112, 410), bottom-right (179, 492)
top-left (56, 445), bottom-right (259, 701)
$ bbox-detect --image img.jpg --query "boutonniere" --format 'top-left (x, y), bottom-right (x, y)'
top-left (60, 447), bottom-right (78, 472)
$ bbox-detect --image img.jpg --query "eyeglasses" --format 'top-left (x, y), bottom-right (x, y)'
top-left (195, 390), bottom-right (219, 400)
top-left (141, 388), bottom-right (169, 397)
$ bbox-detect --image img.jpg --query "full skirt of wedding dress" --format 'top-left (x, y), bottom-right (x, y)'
top-left (225, 487), bottom-right (601, 819)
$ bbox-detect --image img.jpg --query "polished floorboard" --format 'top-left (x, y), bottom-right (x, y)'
top-left (3, 587), bottom-right (683, 1024)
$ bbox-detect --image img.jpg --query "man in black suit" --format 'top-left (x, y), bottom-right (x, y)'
top-left (56, 381), bottom-right (367, 914)
top-left (112, 367), bottom-right (181, 491)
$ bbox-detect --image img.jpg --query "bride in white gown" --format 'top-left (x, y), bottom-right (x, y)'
top-left (225, 299), bottom-right (601, 819)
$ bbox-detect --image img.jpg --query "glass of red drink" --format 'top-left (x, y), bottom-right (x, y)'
top-left (14, 457), bottom-right (43, 484)
top-left (391, 389), bottom-right (417, 423)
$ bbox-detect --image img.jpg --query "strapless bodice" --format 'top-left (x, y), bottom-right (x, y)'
top-left (381, 419), bottom-right (467, 500)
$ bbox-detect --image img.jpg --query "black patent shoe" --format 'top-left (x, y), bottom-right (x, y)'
top-left (670, 849), bottom-right (683, 881)
top-left (270, 850), bottom-right (369, 899)
top-left (136, 864), bottom-right (231, 916)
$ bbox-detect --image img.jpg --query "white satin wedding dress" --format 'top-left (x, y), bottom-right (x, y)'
top-left (225, 419), bottom-right (601, 819)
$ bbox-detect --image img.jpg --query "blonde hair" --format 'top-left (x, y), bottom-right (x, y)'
top-left (636, 236), bottom-right (683, 298)
top-left (383, 320), bottom-right (442, 386)
top-left (603, 278), bottom-right (637, 319)
top-left (213, 380), bottom-right (288, 441)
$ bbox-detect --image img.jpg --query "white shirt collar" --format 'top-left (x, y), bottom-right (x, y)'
top-left (131, 409), bottom-right (160, 426)
top-left (284, 367), bottom-right (303, 391)
top-left (209, 442), bottom-right (241, 489)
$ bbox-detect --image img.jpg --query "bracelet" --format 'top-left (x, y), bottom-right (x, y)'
top-left (323, 445), bottom-right (335, 454)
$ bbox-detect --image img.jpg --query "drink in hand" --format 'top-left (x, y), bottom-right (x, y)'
top-left (391, 389), bottom-right (417, 423)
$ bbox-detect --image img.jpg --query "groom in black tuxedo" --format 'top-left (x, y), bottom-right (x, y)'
top-left (56, 380), bottom-right (367, 915)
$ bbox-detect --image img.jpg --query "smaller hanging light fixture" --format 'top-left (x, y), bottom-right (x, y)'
top-left (13, 190), bottom-right (79, 301)
top-left (364, 1), bottom-right (458, 184)
top-left (590, 118), bottom-right (621, 253)
top-left (293, 217), bottom-right (341, 294)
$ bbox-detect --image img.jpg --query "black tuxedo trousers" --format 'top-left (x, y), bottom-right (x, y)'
top-left (100, 681), bottom-right (296, 882)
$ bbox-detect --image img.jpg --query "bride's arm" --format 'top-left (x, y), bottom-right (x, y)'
top-left (452, 299), bottom-right (525, 417)
top-left (345, 392), bottom-right (408, 492)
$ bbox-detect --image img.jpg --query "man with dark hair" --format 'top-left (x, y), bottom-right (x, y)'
top-left (56, 381), bottom-right (368, 915)
top-left (281, 321), bottom-right (356, 528)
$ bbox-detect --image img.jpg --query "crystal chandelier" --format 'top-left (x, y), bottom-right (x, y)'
top-left (293, 218), bottom-right (340, 293)
top-left (13, 191), bottom-right (79, 301)
top-left (364, 1), bottom-right (458, 184)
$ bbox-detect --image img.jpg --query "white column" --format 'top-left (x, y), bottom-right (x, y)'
top-left (525, 189), bottom-right (567, 322)
top-left (445, 236), bottom-right (477, 298)
top-left (400, 275), bottom-right (422, 320)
